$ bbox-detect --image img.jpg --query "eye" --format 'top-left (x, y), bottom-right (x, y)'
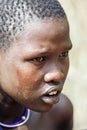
top-left (26, 56), bottom-right (47, 64)
top-left (59, 51), bottom-right (69, 58)
top-left (32, 56), bottom-right (46, 62)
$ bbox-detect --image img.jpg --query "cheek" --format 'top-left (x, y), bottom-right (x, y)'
top-left (62, 58), bottom-right (69, 78)
top-left (15, 66), bottom-right (36, 100)
top-left (15, 65), bottom-right (44, 101)
top-left (16, 66), bottom-right (34, 86)
top-left (64, 58), bottom-right (69, 76)
top-left (15, 64), bottom-right (43, 88)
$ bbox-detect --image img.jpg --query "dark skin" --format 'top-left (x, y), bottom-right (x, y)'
top-left (0, 18), bottom-right (72, 130)
top-left (28, 93), bottom-right (73, 130)
top-left (0, 93), bottom-right (73, 130)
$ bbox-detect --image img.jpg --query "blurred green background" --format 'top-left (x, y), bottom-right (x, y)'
top-left (59, 0), bottom-right (87, 130)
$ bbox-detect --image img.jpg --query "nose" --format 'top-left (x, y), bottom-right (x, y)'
top-left (44, 64), bottom-right (64, 84)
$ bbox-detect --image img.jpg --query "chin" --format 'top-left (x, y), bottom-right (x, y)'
top-left (29, 105), bottom-right (53, 113)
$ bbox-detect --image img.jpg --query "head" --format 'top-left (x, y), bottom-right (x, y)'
top-left (0, 0), bottom-right (72, 112)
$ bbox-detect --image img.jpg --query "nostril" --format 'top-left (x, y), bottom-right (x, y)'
top-left (49, 81), bottom-right (61, 85)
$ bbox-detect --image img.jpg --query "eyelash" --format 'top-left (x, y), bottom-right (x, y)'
top-left (28, 56), bottom-right (47, 64)
top-left (59, 50), bottom-right (69, 58)
top-left (25, 51), bottom-right (69, 64)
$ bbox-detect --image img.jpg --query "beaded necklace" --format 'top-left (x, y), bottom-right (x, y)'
top-left (0, 108), bottom-right (30, 128)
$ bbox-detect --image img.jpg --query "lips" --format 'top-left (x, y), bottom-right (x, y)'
top-left (41, 87), bottom-right (61, 105)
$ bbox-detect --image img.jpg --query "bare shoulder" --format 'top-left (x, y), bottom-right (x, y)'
top-left (43, 93), bottom-right (73, 130)
top-left (28, 94), bottom-right (73, 130)
top-left (56, 93), bottom-right (73, 117)
top-left (48, 93), bottom-right (73, 121)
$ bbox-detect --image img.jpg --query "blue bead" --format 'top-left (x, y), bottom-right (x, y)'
top-left (0, 126), bottom-right (3, 130)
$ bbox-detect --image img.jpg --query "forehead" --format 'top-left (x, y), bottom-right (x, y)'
top-left (10, 18), bottom-right (71, 57)
top-left (17, 18), bottom-right (69, 43)
top-left (4, 18), bottom-right (71, 59)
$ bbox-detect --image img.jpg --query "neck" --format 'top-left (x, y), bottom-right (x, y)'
top-left (0, 88), bottom-right (25, 124)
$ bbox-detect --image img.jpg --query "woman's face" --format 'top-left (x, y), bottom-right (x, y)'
top-left (0, 19), bottom-right (72, 112)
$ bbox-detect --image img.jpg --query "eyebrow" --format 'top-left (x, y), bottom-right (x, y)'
top-left (32, 49), bottom-right (49, 56)
top-left (23, 48), bottom-right (49, 57)
top-left (23, 40), bottom-right (73, 58)
top-left (31, 44), bottom-right (72, 55)
top-left (28, 44), bottom-right (73, 56)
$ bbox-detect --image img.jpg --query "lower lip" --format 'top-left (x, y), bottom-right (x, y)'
top-left (41, 94), bottom-right (60, 105)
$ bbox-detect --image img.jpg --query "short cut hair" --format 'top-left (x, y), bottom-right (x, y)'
top-left (0, 0), bottom-right (66, 51)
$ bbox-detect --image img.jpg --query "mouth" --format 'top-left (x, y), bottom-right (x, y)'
top-left (41, 88), bottom-right (61, 105)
